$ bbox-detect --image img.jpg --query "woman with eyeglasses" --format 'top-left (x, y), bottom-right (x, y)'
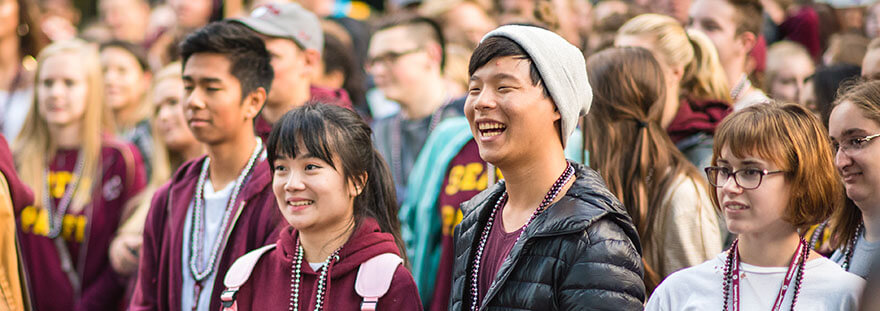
top-left (646, 102), bottom-right (864, 310)
top-left (827, 80), bottom-right (880, 278)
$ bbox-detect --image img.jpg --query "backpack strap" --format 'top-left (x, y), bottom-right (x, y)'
top-left (220, 244), bottom-right (276, 311)
top-left (355, 253), bottom-right (403, 311)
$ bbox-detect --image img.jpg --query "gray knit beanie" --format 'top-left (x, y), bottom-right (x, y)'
top-left (480, 25), bottom-right (592, 147)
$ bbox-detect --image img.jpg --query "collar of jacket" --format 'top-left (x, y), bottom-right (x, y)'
top-left (461, 162), bottom-right (636, 241)
top-left (459, 162), bottom-right (641, 310)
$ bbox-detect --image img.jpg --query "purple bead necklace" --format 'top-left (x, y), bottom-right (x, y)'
top-left (468, 162), bottom-right (575, 310)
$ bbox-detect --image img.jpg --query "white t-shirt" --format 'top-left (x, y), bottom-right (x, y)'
top-left (181, 179), bottom-right (234, 311)
top-left (646, 253), bottom-right (865, 310)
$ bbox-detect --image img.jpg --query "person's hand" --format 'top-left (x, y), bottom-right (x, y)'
top-left (109, 234), bottom-right (142, 276)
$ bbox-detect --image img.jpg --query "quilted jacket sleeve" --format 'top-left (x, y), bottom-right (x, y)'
top-left (557, 217), bottom-right (645, 310)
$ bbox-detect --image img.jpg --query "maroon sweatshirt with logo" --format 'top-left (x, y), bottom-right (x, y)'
top-left (229, 218), bottom-right (423, 310)
top-left (17, 139), bottom-right (146, 311)
top-left (129, 156), bottom-right (284, 311)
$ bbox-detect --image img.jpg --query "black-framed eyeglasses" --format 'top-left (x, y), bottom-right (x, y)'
top-left (366, 48), bottom-right (422, 68)
top-left (704, 166), bottom-right (786, 190)
top-left (832, 133), bottom-right (880, 156)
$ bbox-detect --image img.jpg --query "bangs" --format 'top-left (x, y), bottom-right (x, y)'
top-left (712, 105), bottom-right (793, 170)
top-left (266, 107), bottom-right (339, 170)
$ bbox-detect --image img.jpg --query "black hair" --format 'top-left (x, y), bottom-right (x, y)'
top-left (179, 21), bottom-right (274, 99)
top-left (265, 104), bottom-right (407, 263)
top-left (100, 40), bottom-right (149, 72)
top-left (813, 63), bottom-right (861, 127)
top-left (375, 14), bottom-right (447, 70)
top-left (468, 35), bottom-right (549, 98)
top-left (322, 33), bottom-right (368, 112)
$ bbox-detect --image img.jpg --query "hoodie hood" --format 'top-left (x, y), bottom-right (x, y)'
top-left (278, 217), bottom-right (401, 278)
top-left (0, 134), bottom-right (33, 211)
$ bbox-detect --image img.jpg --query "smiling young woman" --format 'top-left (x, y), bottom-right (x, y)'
top-left (646, 102), bottom-right (864, 310)
top-left (13, 39), bottom-right (147, 311)
top-left (219, 104), bottom-right (421, 310)
top-left (827, 80), bottom-right (880, 278)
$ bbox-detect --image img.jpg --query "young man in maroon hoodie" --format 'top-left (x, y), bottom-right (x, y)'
top-left (130, 21), bottom-right (283, 311)
top-left (231, 2), bottom-right (353, 142)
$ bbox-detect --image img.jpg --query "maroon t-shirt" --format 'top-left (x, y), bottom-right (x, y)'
top-left (17, 140), bottom-right (146, 311)
top-left (430, 140), bottom-right (501, 311)
top-left (476, 203), bottom-right (521, 306)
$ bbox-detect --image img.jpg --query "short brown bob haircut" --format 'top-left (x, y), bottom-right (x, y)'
top-left (709, 102), bottom-right (844, 232)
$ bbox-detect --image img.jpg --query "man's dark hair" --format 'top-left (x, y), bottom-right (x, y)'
top-left (375, 14), bottom-right (446, 70)
top-left (468, 35), bottom-right (549, 98)
top-left (180, 21), bottom-right (274, 99)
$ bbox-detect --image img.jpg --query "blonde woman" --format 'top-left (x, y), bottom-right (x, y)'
top-left (616, 13), bottom-right (732, 171)
top-left (14, 39), bottom-right (146, 310)
top-left (108, 62), bottom-right (204, 300)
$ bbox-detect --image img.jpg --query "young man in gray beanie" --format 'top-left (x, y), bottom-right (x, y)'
top-left (449, 24), bottom-right (646, 310)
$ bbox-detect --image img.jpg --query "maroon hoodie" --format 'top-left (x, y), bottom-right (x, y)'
top-left (666, 97), bottom-right (732, 144)
top-left (230, 218), bottom-right (423, 310)
top-left (254, 85), bottom-right (353, 142)
top-left (0, 134), bottom-right (31, 211)
top-left (129, 156), bottom-right (284, 311)
top-left (17, 139), bottom-right (146, 311)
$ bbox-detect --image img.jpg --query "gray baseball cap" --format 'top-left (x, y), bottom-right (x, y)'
top-left (233, 2), bottom-right (324, 53)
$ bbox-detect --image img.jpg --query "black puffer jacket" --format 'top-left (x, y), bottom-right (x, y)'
top-left (449, 163), bottom-right (646, 310)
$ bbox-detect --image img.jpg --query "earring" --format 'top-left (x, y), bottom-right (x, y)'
top-left (17, 24), bottom-right (29, 36)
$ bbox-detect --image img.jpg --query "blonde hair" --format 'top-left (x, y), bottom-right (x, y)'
top-left (764, 41), bottom-right (814, 94)
top-left (14, 39), bottom-right (114, 211)
top-left (145, 62), bottom-right (183, 188)
top-left (618, 14), bottom-right (731, 102)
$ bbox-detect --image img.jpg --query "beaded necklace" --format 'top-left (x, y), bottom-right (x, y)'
top-left (289, 239), bottom-right (342, 311)
top-left (469, 162), bottom-right (575, 310)
top-left (188, 138), bottom-right (263, 309)
top-left (842, 223), bottom-right (863, 271)
top-left (42, 151), bottom-right (85, 239)
top-left (722, 238), bottom-right (809, 311)
top-left (730, 74), bottom-right (750, 102)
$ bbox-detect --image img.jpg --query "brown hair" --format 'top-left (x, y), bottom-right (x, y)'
top-left (828, 79), bottom-right (880, 248)
top-left (710, 102), bottom-right (843, 232)
top-left (584, 47), bottom-right (708, 289)
top-left (728, 0), bottom-right (764, 36)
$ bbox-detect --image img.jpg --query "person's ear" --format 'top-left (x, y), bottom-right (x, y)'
top-left (424, 41), bottom-right (443, 69)
top-left (349, 172), bottom-right (368, 197)
top-left (243, 87), bottom-right (267, 120)
top-left (737, 31), bottom-right (758, 56)
top-left (302, 48), bottom-right (322, 78)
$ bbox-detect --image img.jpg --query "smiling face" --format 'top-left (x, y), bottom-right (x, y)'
top-left (715, 146), bottom-right (792, 235)
top-left (153, 77), bottom-right (197, 152)
top-left (38, 52), bottom-right (89, 127)
top-left (465, 55), bottom-right (560, 166)
top-left (182, 53), bottom-right (260, 145)
top-left (101, 46), bottom-right (147, 112)
top-left (829, 101), bottom-right (880, 209)
top-left (271, 142), bottom-right (359, 234)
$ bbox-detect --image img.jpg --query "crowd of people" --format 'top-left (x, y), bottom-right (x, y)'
top-left (0, 0), bottom-right (879, 310)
